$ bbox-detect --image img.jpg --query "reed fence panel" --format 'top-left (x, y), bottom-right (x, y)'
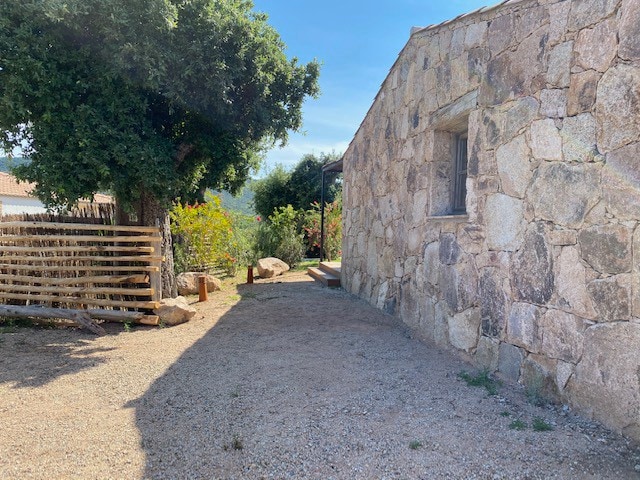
top-left (0, 221), bottom-right (162, 326)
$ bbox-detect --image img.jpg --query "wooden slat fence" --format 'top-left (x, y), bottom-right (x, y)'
top-left (0, 221), bottom-right (162, 327)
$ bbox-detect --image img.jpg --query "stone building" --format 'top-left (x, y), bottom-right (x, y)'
top-left (341, 0), bottom-right (640, 438)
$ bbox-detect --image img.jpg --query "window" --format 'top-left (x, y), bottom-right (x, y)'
top-left (427, 127), bottom-right (469, 217)
top-left (452, 133), bottom-right (468, 214)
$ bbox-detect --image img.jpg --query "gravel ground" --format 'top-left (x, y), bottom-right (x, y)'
top-left (1, 271), bottom-right (639, 479)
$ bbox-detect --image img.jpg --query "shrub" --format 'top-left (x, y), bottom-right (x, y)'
top-left (170, 192), bottom-right (233, 273)
top-left (227, 211), bottom-right (261, 274)
top-left (302, 197), bottom-right (342, 261)
top-left (254, 205), bottom-right (305, 267)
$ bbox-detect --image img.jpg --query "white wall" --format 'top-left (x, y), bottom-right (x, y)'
top-left (0, 196), bottom-right (48, 215)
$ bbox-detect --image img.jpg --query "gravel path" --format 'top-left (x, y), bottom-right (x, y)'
top-left (1, 271), bottom-right (639, 479)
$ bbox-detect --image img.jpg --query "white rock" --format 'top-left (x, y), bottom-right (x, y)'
top-left (257, 257), bottom-right (290, 278)
top-left (154, 296), bottom-right (197, 326)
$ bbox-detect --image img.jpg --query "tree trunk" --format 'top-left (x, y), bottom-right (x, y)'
top-left (137, 190), bottom-right (177, 298)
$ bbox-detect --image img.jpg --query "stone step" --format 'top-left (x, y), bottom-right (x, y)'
top-left (318, 261), bottom-right (341, 277)
top-left (307, 267), bottom-right (341, 287)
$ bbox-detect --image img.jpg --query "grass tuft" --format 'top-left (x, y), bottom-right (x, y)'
top-left (508, 419), bottom-right (527, 431)
top-left (532, 417), bottom-right (554, 432)
top-left (458, 369), bottom-right (501, 395)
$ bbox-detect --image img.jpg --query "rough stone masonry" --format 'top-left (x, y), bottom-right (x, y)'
top-left (341, 0), bottom-right (640, 439)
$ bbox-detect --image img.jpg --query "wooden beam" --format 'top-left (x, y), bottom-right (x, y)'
top-left (0, 284), bottom-right (154, 296)
top-left (0, 234), bottom-right (161, 243)
top-left (0, 245), bottom-right (155, 254)
top-left (0, 273), bottom-right (149, 285)
top-left (0, 265), bottom-right (159, 273)
top-left (0, 305), bottom-right (105, 335)
top-left (0, 293), bottom-right (159, 309)
top-left (0, 254), bottom-right (163, 263)
top-left (0, 221), bottom-right (160, 233)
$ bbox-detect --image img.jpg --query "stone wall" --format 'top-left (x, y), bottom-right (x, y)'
top-left (342, 0), bottom-right (640, 438)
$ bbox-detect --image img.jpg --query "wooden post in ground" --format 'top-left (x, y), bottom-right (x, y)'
top-left (198, 275), bottom-right (208, 302)
top-left (247, 265), bottom-right (254, 284)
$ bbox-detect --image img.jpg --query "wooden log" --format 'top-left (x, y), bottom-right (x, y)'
top-left (0, 234), bottom-right (161, 243)
top-left (0, 273), bottom-right (149, 285)
top-left (0, 284), bottom-right (154, 296)
top-left (0, 305), bottom-right (106, 335)
top-left (0, 221), bottom-right (160, 233)
top-left (0, 254), bottom-right (162, 263)
top-left (84, 310), bottom-right (159, 325)
top-left (0, 265), bottom-right (159, 273)
top-left (0, 293), bottom-right (159, 309)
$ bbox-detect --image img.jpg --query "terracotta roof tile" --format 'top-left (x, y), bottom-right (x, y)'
top-left (0, 172), bottom-right (114, 203)
top-left (0, 172), bottom-right (36, 198)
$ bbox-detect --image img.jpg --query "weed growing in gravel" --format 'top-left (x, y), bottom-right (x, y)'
top-left (0, 319), bottom-right (17, 333)
top-left (509, 419), bottom-right (527, 431)
top-left (525, 374), bottom-right (546, 406)
top-left (231, 435), bottom-right (243, 450)
top-left (409, 440), bottom-right (423, 450)
top-left (500, 411), bottom-right (511, 417)
top-left (532, 417), bottom-right (554, 432)
top-left (223, 435), bottom-right (244, 451)
top-left (0, 317), bottom-right (35, 333)
top-left (458, 369), bottom-right (501, 395)
top-left (123, 321), bottom-right (133, 333)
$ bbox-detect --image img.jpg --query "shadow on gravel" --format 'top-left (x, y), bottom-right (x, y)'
top-left (129, 278), bottom-right (639, 480)
top-left (0, 331), bottom-right (115, 388)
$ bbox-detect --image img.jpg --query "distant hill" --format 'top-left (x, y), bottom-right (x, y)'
top-left (0, 157), bottom-right (255, 213)
top-left (213, 182), bottom-right (255, 215)
top-left (0, 156), bottom-right (29, 173)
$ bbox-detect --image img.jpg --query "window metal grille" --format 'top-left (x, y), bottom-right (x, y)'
top-left (452, 133), bottom-right (468, 214)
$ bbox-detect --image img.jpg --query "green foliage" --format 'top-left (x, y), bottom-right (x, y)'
top-left (458, 369), bottom-right (501, 396)
top-left (302, 196), bottom-right (342, 261)
top-left (532, 417), bottom-right (554, 432)
top-left (0, 0), bottom-right (320, 212)
top-left (170, 193), bottom-right (233, 273)
top-left (227, 210), bottom-right (261, 271)
top-left (289, 152), bottom-right (342, 210)
top-left (251, 164), bottom-right (293, 220)
top-left (508, 419), bottom-right (527, 431)
top-left (408, 440), bottom-right (423, 450)
top-left (254, 205), bottom-right (305, 266)
top-left (251, 152), bottom-right (342, 219)
top-left (525, 374), bottom-right (546, 406)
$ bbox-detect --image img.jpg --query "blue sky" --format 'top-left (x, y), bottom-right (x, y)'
top-left (251, 0), bottom-right (491, 174)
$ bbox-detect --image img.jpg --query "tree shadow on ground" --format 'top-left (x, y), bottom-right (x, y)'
top-left (0, 325), bottom-right (117, 388)
top-left (128, 278), bottom-right (639, 479)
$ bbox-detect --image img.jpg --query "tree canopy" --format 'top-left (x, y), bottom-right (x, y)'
top-left (252, 151), bottom-right (341, 219)
top-left (0, 0), bottom-right (320, 211)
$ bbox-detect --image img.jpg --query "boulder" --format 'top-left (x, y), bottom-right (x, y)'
top-left (154, 296), bottom-right (197, 326)
top-left (257, 257), bottom-right (290, 278)
top-left (176, 272), bottom-right (222, 296)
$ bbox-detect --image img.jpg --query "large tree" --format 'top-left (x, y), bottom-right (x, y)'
top-left (252, 152), bottom-right (341, 219)
top-left (0, 0), bottom-right (319, 296)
